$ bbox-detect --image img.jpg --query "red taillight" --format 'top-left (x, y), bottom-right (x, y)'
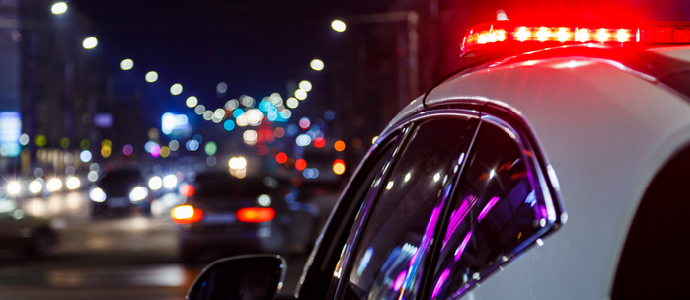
top-left (171, 205), bottom-right (203, 224)
top-left (180, 184), bottom-right (194, 197)
top-left (461, 21), bottom-right (690, 53)
top-left (237, 207), bottom-right (275, 223)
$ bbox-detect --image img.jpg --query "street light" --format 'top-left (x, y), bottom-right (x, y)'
top-left (145, 71), bottom-right (158, 82)
top-left (310, 59), bottom-right (324, 71)
top-left (120, 59), bottom-right (133, 70)
top-left (51, 2), bottom-right (67, 15)
top-left (170, 83), bottom-right (183, 95)
top-left (331, 20), bottom-right (347, 32)
top-left (82, 37), bottom-right (98, 49)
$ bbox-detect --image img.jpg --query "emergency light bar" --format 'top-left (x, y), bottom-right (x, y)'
top-left (462, 21), bottom-right (690, 53)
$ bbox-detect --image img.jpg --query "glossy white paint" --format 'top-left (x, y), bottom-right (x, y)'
top-left (381, 46), bottom-right (690, 299)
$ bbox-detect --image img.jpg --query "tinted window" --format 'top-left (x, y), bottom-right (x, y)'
top-left (430, 121), bottom-right (548, 299)
top-left (297, 136), bottom-right (398, 300)
top-left (341, 118), bottom-right (477, 300)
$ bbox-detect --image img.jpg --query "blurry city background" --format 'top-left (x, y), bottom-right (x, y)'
top-left (0, 0), bottom-right (688, 299)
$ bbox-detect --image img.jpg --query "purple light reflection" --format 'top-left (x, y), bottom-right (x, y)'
top-left (477, 196), bottom-right (500, 222)
top-left (431, 268), bottom-right (450, 299)
top-left (442, 195), bottom-right (476, 249)
top-left (454, 231), bottom-right (473, 262)
top-left (393, 270), bottom-right (407, 291)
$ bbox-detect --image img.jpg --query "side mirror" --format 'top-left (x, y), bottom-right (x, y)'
top-left (187, 254), bottom-right (286, 300)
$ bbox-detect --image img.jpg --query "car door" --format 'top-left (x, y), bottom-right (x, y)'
top-left (328, 112), bottom-right (480, 300)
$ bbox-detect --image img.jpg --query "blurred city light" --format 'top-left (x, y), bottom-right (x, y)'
top-left (334, 140), bottom-right (346, 152)
top-left (170, 83), bottom-right (183, 95)
top-left (163, 175), bottom-right (178, 189)
top-left (129, 187), bottom-right (148, 202)
top-left (87, 171), bottom-right (99, 182)
top-left (148, 176), bottom-right (162, 190)
top-left (0, 112), bottom-right (21, 157)
top-left (296, 134), bottom-right (312, 147)
top-left (216, 82), bottom-right (228, 94)
top-left (145, 71), bottom-right (159, 82)
top-left (286, 97), bottom-right (299, 109)
top-left (161, 112), bottom-right (189, 135)
top-left (51, 2), bottom-right (68, 15)
top-left (226, 99), bottom-right (240, 110)
top-left (299, 117), bottom-right (311, 129)
top-left (276, 152), bottom-right (287, 164)
top-left (83, 37), bottom-right (98, 49)
top-left (19, 133), bottom-right (29, 146)
top-left (35, 135), bottom-right (47, 147)
top-left (89, 187), bottom-right (106, 202)
top-left (29, 181), bottom-right (42, 193)
top-left (295, 159), bottom-right (307, 171)
top-left (324, 110), bottom-right (335, 120)
top-left (333, 159), bottom-right (346, 175)
top-left (243, 130), bottom-right (258, 145)
top-left (204, 141), bottom-right (217, 156)
top-left (66, 177), bottom-right (81, 190)
top-left (497, 9), bottom-right (509, 21)
top-left (236, 115), bottom-right (249, 126)
top-left (294, 89), bottom-right (307, 100)
top-left (80, 150), bottom-right (92, 162)
top-left (313, 137), bottom-right (326, 148)
top-left (331, 20), bottom-right (347, 32)
top-left (310, 59), bottom-right (324, 71)
top-left (299, 80), bottom-right (312, 92)
top-left (186, 140), bottom-right (199, 151)
top-left (241, 95), bottom-right (256, 107)
top-left (258, 194), bottom-right (271, 207)
top-left (229, 157), bottom-right (247, 169)
top-left (169, 140), bottom-right (180, 151)
top-left (372, 136), bottom-right (379, 144)
top-left (223, 120), bottom-right (235, 131)
top-left (202, 110), bottom-right (213, 121)
top-left (120, 59), bottom-right (134, 70)
top-left (47, 178), bottom-right (62, 192)
top-left (247, 109), bottom-right (263, 126)
top-left (194, 105), bottom-right (205, 115)
top-left (160, 146), bottom-right (171, 157)
top-left (123, 144), bottom-right (133, 155)
top-left (7, 182), bottom-right (20, 194)
top-left (274, 127), bottom-right (284, 138)
top-left (186, 96), bottom-right (198, 108)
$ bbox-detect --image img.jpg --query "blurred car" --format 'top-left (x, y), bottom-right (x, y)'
top-left (89, 168), bottom-right (152, 217)
top-left (187, 21), bottom-right (690, 300)
top-left (0, 199), bottom-right (56, 258)
top-left (172, 171), bottom-right (319, 262)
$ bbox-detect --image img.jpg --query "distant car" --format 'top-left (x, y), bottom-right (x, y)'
top-left (172, 171), bottom-right (319, 262)
top-left (90, 169), bottom-right (152, 217)
top-left (0, 199), bottom-right (56, 258)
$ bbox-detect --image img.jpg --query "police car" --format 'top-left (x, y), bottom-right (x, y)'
top-left (186, 21), bottom-right (690, 300)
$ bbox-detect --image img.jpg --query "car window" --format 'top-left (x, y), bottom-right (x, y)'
top-left (429, 120), bottom-right (550, 300)
top-left (338, 117), bottom-right (478, 300)
top-left (296, 134), bottom-right (399, 300)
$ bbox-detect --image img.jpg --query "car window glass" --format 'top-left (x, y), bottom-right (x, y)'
top-left (430, 121), bottom-right (548, 300)
top-left (341, 117), bottom-right (477, 300)
top-left (297, 136), bottom-right (398, 300)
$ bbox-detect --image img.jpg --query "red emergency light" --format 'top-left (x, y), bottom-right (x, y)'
top-left (462, 21), bottom-right (690, 53)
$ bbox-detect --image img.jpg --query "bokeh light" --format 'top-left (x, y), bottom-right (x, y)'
top-left (286, 97), bottom-right (299, 109)
top-left (204, 141), bottom-right (217, 156)
top-left (170, 83), bottom-right (183, 95)
top-left (276, 152), bottom-right (287, 164)
top-left (19, 133), bottom-right (29, 146)
top-left (310, 59), bottom-right (324, 71)
top-left (331, 20), bottom-right (347, 32)
top-left (169, 140), bottom-right (180, 151)
top-left (299, 117), bottom-right (311, 129)
top-left (122, 144), bottom-right (133, 156)
top-left (274, 127), bottom-right (284, 138)
top-left (51, 2), bottom-right (67, 15)
top-left (334, 140), bottom-right (346, 152)
top-left (145, 71), bottom-right (158, 83)
top-left (243, 130), bottom-right (258, 145)
top-left (294, 89), bottom-right (307, 100)
top-left (299, 80), bottom-right (312, 92)
top-left (160, 146), bottom-right (171, 158)
top-left (216, 82), bottom-right (228, 94)
top-left (120, 59), bottom-right (134, 70)
top-left (333, 159), bottom-right (346, 175)
top-left (313, 137), bottom-right (326, 148)
top-left (186, 96), bottom-right (198, 108)
top-left (295, 159), bottom-right (307, 171)
top-left (80, 150), bottom-right (92, 162)
top-left (83, 37), bottom-right (98, 49)
top-left (224, 120), bottom-right (235, 131)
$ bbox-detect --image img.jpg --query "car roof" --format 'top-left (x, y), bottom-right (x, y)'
top-left (373, 44), bottom-right (690, 299)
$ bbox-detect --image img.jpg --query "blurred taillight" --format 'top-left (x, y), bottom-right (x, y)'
top-left (180, 184), bottom-right (194, 197)
top-left (171, 205), bottom-right (203, 224)
top-left (237, 207), bottom-right (275, 223)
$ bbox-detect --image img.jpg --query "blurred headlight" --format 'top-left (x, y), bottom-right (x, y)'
top-left (29, 181), bottom-right (42, 194)
top-left (46, 178), bottom-right (62, 192)
top-left (7, 182), bottom-right (20, 194)
top-left (148, 176), bottom-right (162, 190)
top-left (163, 175), bottom-right (178, 189)
top-left (129, 187), bottom-right (148, 202)
top-left (89, 187), bottom-right (106, 202)
top-left (66, 177), bottom-right (81, 190)
top-left (257, 194), bottom-right (271, 207)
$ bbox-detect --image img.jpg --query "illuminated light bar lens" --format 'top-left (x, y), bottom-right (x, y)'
top-left (461, 21), bottom-right (690, 53)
